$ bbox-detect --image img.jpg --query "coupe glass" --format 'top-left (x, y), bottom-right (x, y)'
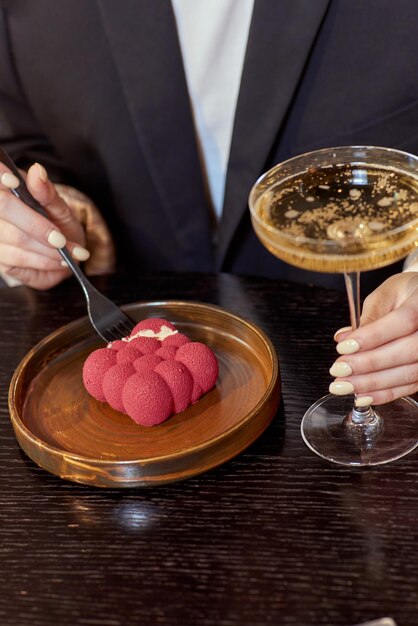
top-left (249, 146), bottom-right (418, 466)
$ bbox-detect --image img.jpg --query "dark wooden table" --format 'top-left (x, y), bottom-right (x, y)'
top-left (0, 272), bottom-right (416, 626)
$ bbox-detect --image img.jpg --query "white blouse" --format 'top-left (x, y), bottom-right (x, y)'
top-left (171, 0), bottom-right (254, 219)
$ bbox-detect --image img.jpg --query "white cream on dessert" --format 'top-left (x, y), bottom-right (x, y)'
top-left (124, 325), bottom-right (178, 342)
top-left (107, 325), bottom-right (178, 348)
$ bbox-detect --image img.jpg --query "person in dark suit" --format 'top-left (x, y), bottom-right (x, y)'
top-left (0, 0), bottom-right (417, 405)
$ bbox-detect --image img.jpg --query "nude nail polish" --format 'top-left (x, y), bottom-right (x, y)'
top-left (329, 380), bottom-right (355, 395)
top-left (72, 246), bottom-right (90, 261)
top-left (47, 230), bottom-right (67, 248)
top-left (337, 339), bottom-right (360, 355)
top-left (35, 162), bottom-right (48, 183)
top-left (355, 395), bottom-right (374, 408)
top-left (329, 361), bottom-right (353, 377)
top-left (1, 172), bottom-right (20, 189)
top-left (333, 325), bottom-right (352, 341)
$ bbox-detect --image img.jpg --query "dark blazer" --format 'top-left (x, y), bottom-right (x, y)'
top-left (0, 0), bottom-right (417, 289)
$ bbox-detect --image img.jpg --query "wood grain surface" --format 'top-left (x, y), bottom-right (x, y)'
top-left (0, 272), bottom-right (417, 626)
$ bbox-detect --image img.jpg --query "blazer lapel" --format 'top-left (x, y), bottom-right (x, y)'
top-left (217, 0), bottom-right (331, 268)
top-left (97, 0), bottom-right (214, 270)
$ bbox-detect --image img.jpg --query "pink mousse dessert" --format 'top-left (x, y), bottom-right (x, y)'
top-left (82, 317), bottom-right (218, 426)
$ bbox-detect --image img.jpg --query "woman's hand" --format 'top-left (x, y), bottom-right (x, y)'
top-left (0, 162), bottom-right (90, 290)
top-left (330, 272), bottom-right (418, 406)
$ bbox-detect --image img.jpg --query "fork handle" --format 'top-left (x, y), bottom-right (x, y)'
top-left (0, 150), bottom-right (100, 302)
top-left (11, 184), bottom-right (99, 299)
top-left (57, 246), bottom-right (101, 302)
top-left (0, 147), bottom-right (47, 216)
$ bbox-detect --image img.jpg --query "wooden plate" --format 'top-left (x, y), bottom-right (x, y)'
top-left (8, 301), bottom-right (280, 487)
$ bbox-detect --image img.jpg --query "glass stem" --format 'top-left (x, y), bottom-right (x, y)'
top-left (344, 272), bottom-right (361, 332)
top-left (343, 272), bottom-right (375, 426)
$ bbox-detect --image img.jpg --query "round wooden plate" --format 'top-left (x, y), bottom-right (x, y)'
top-left (8, 301), bottom-right (280, 487)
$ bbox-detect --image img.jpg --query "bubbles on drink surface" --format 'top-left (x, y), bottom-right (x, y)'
top-left (258, 164), bottom-right (418, 244)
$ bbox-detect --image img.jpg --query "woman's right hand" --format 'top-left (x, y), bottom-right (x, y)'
top-left (331, 272), bottom-right (418, 406)
top-left (0, 162), bottom-right (90, 290)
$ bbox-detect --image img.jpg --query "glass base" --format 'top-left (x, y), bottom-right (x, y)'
top-left (301, 394), bottom-right (418, 466)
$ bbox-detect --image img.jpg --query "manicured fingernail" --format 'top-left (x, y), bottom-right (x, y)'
top-left (329, 361), bottom-right (353, 377)
top-left (333, 326), bottom-right (352, 341)
top-left (355, 395), bottom-right (374, 408)
top-left (2, 273), bottom-right (23, 287)
top-left (1, 172), bottom-right (20, 189)
top-left (337, 339), bottom-right (360, 355)
top-left (60, 260), bottom-right (68, 267)
top-left (35, 162), bottom-right (48, 183)
top-left (329, 380), bottom-right (355, 395)
top-left (47, 229), bottom-right (67, 248)
top-left (72, 246), bottom-right (90, 261)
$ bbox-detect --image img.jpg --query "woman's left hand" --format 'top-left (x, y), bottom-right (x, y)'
top-left (330, 271), bottom-right (418, 406)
